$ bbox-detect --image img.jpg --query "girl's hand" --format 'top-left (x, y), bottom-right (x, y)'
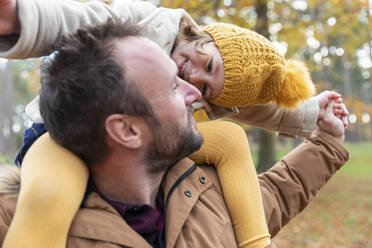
top-left (315, 90), bottom-right (349, 128)
top-left (317, 101), bottom-right (346, 143)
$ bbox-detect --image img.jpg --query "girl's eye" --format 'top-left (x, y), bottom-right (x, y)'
top-left (201, 84), bottom-right (208, 96)
top-left (207, 58), bottom-right (213, 72)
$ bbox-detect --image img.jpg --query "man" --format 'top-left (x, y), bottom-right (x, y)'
top-left (0, 20), bottom-right (349, 247)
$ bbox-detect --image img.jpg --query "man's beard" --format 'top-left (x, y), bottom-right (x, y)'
top-left (144, 112), bottom-right (203, 174)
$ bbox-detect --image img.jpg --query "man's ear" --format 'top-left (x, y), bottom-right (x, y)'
top-left (105, 114), bottom-right (144, 149)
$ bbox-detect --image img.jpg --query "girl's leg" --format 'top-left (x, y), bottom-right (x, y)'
top-left (3, 133), bottom-right (89, 248)
top-left (190, 121), bottom-right (271, 248)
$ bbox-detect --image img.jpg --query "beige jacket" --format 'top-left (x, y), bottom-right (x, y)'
top-left (0, 131), bottom-right (349, 247)
top-left (0, 0), bottom-right (319, 138)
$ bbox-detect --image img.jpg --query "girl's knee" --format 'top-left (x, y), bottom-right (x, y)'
top-left (197, 121), bottom-right (248, 145)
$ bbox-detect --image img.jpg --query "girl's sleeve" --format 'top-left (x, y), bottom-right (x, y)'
top-left (232, 98), bottom-right (319, 138)
top-left (0, 0), bottom-right (184, 59)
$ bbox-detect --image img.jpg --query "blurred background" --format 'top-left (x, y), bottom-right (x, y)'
top-left (0, 0), bottom-right (371, 247)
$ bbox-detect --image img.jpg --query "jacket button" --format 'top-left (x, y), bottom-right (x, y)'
top-left (184, 189), bottom-right (192, 198)
top-left (199, 176), bottom-right (206, 184)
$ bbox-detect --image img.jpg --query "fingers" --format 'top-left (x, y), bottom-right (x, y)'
top-left (333, 106), bottom-right (342, 116)
top-left (326, 91), bottom-right (342, 100)
top-left (333, 102), bottom-right (349, 128)
top-left (342, 115), bottom-right (349, 128)
top-left (325, 100), bottom-right (335, 115)
top-left (333, 103), bottom-right (348, 115)
top-left (339, 103), bottom-right (349, 116)
top-left (317, 91), bottom-right (347, 127)
top-left (316, 91), bottom-right (342, 110)
top-left (322, 101), bottom-right (335, 124)
top-left (320, 90), bottom-right (341, 101)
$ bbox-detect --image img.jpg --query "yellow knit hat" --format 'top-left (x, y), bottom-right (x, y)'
top-left (203, 23), bottom-right (316, 108)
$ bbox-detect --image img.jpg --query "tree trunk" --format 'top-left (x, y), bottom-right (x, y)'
top-left (368, 0), bottom-right (372, 87)
top-left (0, 62), bottom-right (15, 157)
top-left (254, 0), bottom-right (269, 37)
top-left (342, 54), bottom-right (353, 97)
top-left (254, 0), bottom-right (276, 172)
top-left (0, 65), bottom-right (5, 155)
top-left (257, 129), bottom-right (276, 172)
top-left (4, 62), bottom-right (15, 156)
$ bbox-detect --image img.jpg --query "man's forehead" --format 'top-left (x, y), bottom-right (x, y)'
top-left (113, 36), bottom-right (177, 91)
top-left (115, 36), bottom-right (166, 64)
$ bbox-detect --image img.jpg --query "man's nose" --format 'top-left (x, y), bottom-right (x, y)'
top-left (180, 78), bottom-right (201, 106)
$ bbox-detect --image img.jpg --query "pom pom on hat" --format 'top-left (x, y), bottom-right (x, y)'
top-left (203, 23), bottom-right (316, 109)
top-left (275, 59), bottom-right (316, 108)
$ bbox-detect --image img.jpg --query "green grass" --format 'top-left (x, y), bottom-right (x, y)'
top-left (338, 142), bottom-right (372, 178)
top-left (0, 155), bottom-right (12, 165)
top-left (271, 142), bottom-right (372, 247)
top-left (251, 141), bottom-right (372, 179)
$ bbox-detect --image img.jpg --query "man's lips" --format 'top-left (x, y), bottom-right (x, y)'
top-left (177, 59), bottom-right (188, 80)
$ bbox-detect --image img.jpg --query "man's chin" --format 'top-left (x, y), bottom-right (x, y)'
top-left (144, 119), bottom-right (203, 173)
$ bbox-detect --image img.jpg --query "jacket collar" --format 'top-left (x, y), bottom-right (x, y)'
top-left (162, 158), bottom-right (212, 248)
top-left (69, 158), bottom-right (212, 248)
top-left (69, 192), bottom-right (152, 248)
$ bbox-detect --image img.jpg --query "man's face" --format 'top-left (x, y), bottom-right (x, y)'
top-left (117, 37), bottom-right (203, 171)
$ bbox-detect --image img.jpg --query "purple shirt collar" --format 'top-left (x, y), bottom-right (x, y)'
top-left (86, 180), bottom-right (164, 242)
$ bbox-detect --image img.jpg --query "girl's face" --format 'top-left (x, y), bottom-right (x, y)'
top-left (170, 40), bottom-right (224, 100)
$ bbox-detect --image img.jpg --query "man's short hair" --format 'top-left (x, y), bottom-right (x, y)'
top-left (39, 19), bottom-right (156, 165)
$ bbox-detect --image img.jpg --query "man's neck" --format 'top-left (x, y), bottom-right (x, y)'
top-left (91, 155), bottom-right (165, 208)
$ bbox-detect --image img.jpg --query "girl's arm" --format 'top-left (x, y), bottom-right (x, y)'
top-left (232, 98), bottom-right (319, 139)
top-left (232, 90), bottom-right (344, 139)
top-left (0, 0), bottom-right (191, 59)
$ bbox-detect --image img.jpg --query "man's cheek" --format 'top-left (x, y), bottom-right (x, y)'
top-left (187, 112), bottom-right (197, 129)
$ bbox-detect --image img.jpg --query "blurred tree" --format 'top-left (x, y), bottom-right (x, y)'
top-left (254, 0), bottom-right (276, 172)
top-left (0, 58), bottom-right (39, 157)
top-left (0, 61), bottom-right (16, 157)
top-left (272, 0), bottom-right (372, 141)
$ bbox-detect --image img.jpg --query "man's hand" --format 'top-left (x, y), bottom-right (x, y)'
top-left (0, 0), bottom-right (19, 35)
top-left (317, 101), bottom-right (346, 143)
top-left (314, 90), bottom-right (349, 128)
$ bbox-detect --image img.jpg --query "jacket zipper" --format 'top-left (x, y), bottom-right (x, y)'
top-left (158, 163), bottom-right (197, 248)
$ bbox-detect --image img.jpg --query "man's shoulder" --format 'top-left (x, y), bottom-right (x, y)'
top-left (0, 194), bottom-right (16, 220)
top-left (0, 194), bottom-right (17, 244)
top-left (166, 158), bottom-right (223, 196)
top-left (0, 165), bottom-right (20, 197)
top-left (0, 164), bottom-right (20, 228)
top-left (196, 163), bottom-right (224, 195)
